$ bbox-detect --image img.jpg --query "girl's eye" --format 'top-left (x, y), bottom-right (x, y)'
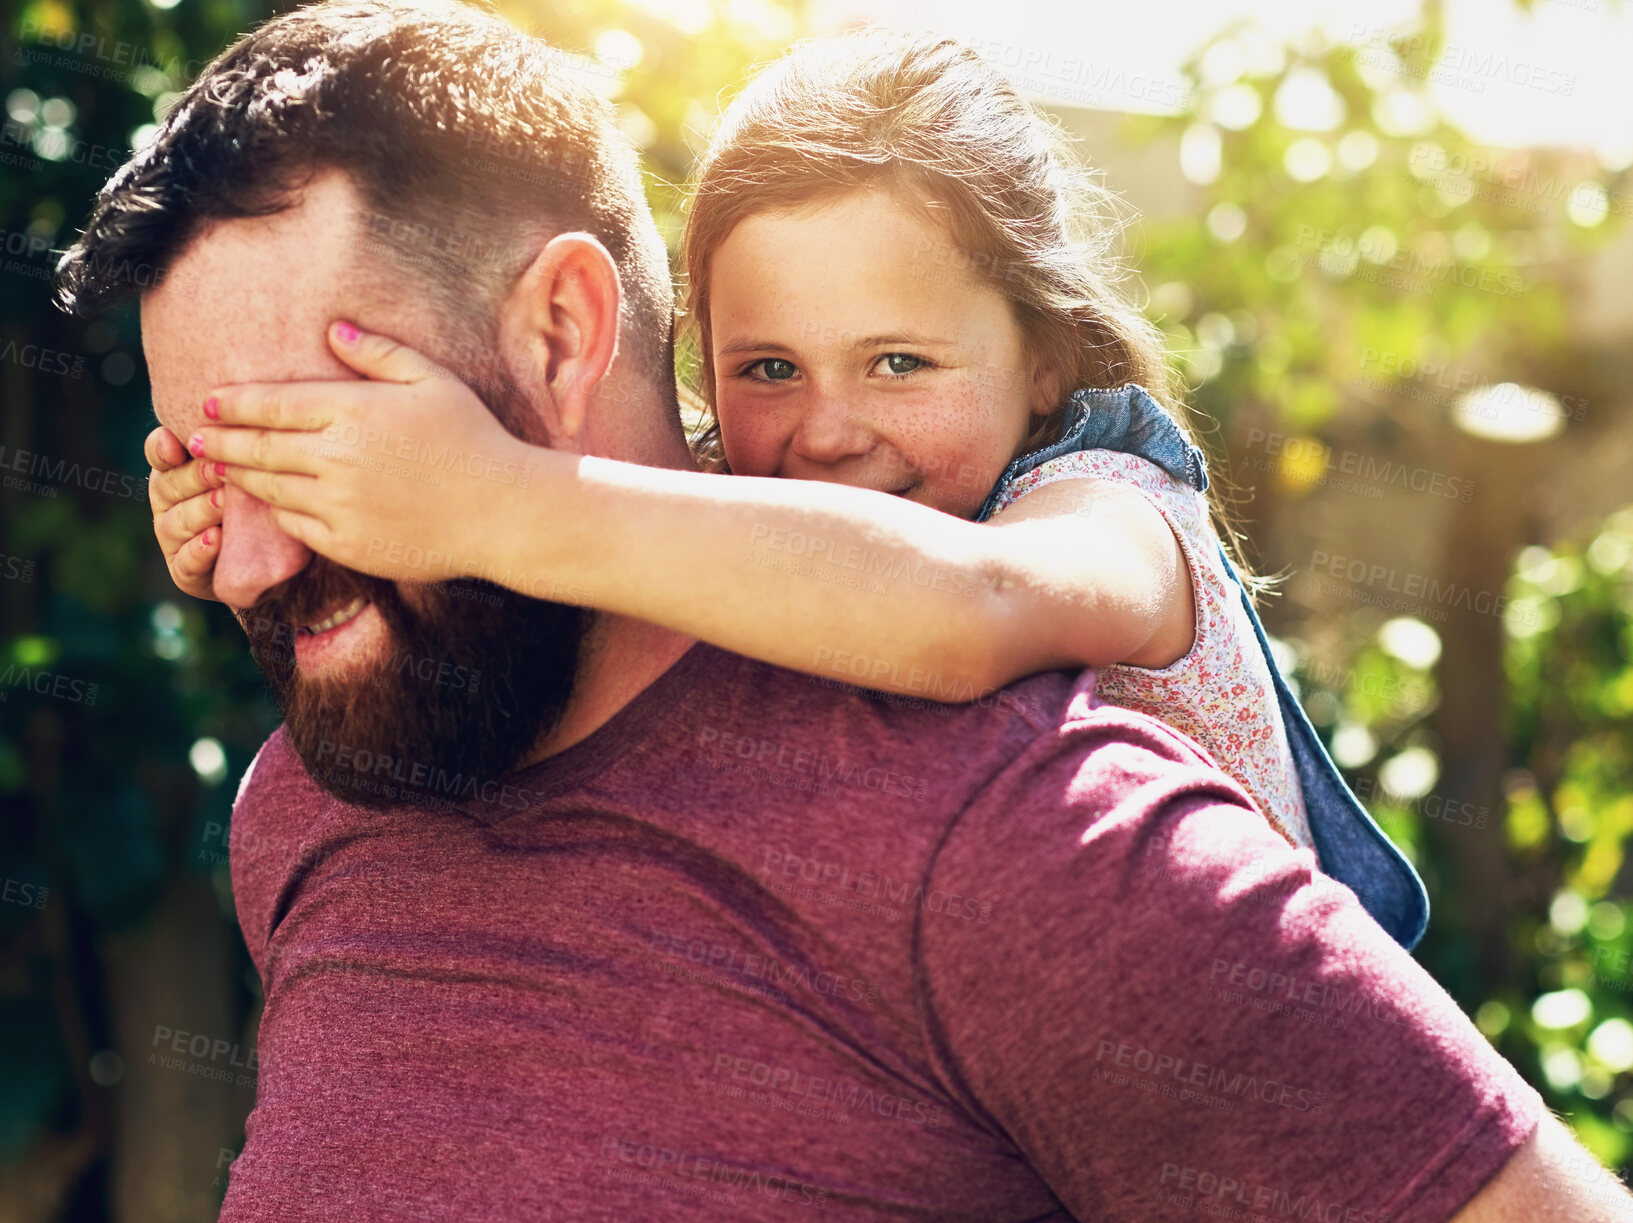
top-left (875, 353), bottom-right (926, 377)
top-left (746, 358), bottom-right (798, 382)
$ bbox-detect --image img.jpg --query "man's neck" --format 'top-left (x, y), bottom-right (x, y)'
top-left (521, 392), bottom-right (700, 764)
top-left (524, 613), bottom-right (696, 764)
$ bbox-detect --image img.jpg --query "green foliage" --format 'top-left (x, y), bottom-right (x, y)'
top-left (1495, 513), bottom-right (1633, 1163)
top-left (1129, 17), bottom-right (1608, 442)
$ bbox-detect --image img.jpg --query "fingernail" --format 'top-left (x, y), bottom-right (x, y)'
top-left (210, 489), bottom-right (221, 508)
top-left (203, 528), bottom-right (216, 547)
top-left (188, 433), bottom-right (205, 458)
top-left (214, 462), bottom-right (226, 477)
top-left (334, 320), bottom-right (360, 344)
top-left (203, 396), bottom-right (219, 420)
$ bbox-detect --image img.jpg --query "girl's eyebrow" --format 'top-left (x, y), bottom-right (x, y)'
top-left (718, 332), bottom-right (956, 356)
top-left (848, 332), bottom-right (955, 349)
top-left (717, 339), bottom-right (796, 357)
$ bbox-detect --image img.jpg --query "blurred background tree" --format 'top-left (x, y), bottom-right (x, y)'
top-left (1, 0), bottom-right (1629, 1216)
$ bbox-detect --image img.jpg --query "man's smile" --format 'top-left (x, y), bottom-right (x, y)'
top-left (301, 594), bottom-right (371, 636)
top-left (293, 596), bottom-right (383, 672)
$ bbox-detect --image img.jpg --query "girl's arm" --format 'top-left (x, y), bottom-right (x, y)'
top-left (517, 453), bottom-right (1196, 697)
top-left (193, 323), bottom-right (1194, 700)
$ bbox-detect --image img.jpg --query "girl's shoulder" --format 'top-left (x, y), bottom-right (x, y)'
top-left (977, 382), bottom-right (1211, 524)
top-left (989, 448), bottom-right (1208, 531)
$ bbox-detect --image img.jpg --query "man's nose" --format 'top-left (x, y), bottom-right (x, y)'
top-left (789, 386), bottom-right (875, 466)
top-left (213, 479), bottom-right (313, 609)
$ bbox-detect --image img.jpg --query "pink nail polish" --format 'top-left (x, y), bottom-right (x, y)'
top-left (214, 462), bottom-right (226, 477)
top-left (203, 529), bottom-right (216, 547)
top-left (188, 433), bottom-right (205, 458)
top-left (335, 320), bottom-right (360, 344)
top-left (204, 396), bottom-right (219, 419)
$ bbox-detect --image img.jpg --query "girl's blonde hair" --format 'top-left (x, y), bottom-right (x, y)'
top-left (681, 29), bottom-right (1260, 581)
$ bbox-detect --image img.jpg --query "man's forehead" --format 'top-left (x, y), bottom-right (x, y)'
top-left (140, 173), bottom-right (374, 435)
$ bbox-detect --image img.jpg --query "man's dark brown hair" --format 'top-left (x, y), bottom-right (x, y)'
top-left (55, 0), bottom-right (675, 394)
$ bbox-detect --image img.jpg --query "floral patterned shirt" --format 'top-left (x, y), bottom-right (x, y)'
top-left (990, 448), bottom-right (1314, 849)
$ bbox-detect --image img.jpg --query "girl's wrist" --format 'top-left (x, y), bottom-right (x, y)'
top-left (471, 440), bottom-right (583, 590)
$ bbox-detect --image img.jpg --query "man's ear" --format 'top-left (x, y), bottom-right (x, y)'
top-left (497, 232), bottom-right (622, 448)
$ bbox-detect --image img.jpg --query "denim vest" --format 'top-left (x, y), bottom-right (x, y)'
top-left (976, 385), bottom-right (1429, 950)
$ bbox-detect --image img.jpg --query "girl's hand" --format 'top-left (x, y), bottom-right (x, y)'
top-left (187, 322), bottom-right (541, 585)
top-left (146, 423), bottom-right (225, 602)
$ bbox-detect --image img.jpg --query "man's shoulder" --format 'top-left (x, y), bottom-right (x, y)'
top-left (701, 650), bottom-right (1252, 815)
top-left (924, 692), bottom-right (1271, 889)
top-left (228, 725), bottom-right (326, 980)
top-left (229, 724), bottom-right (329, 853)
top-left (233, 723), bottom-right (306, 811)
top-left (733, 651), bottom-right (1087, 747)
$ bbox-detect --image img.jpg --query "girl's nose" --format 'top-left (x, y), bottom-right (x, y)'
top-left (789, 388), bottom-right (875, 466)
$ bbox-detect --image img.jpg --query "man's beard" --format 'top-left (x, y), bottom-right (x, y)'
top-left (241, 367), bottom-right (587, 810)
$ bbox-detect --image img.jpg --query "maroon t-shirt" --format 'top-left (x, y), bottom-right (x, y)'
top-left (221, 643), bottom-right (1540, 1221)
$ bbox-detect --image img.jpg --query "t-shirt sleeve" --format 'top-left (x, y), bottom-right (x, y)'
top-left (228, 725), bottom-right (307, 987)
top-left (913, 705), bottom-right (1542, 1223)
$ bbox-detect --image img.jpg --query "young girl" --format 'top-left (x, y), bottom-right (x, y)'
top-left (151, 31), bottom-right (1425, 947)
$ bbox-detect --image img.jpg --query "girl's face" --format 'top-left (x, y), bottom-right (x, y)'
top-left (708, 188), bottom-right (1056, 519)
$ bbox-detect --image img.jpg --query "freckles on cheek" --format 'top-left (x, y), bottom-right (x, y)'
top-left (914, 386), bottom-right (988, 458)
top-left (715, 399), bottom-right (778, 475)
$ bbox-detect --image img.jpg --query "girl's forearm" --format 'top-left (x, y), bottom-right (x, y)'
top-left (495, 451), bottom-right (1039, 699)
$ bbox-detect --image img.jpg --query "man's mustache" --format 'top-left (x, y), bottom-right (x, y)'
top-left (248, 557), bottom-right (382, 634)
top-left (237, 556), bottom-right (410, 671)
